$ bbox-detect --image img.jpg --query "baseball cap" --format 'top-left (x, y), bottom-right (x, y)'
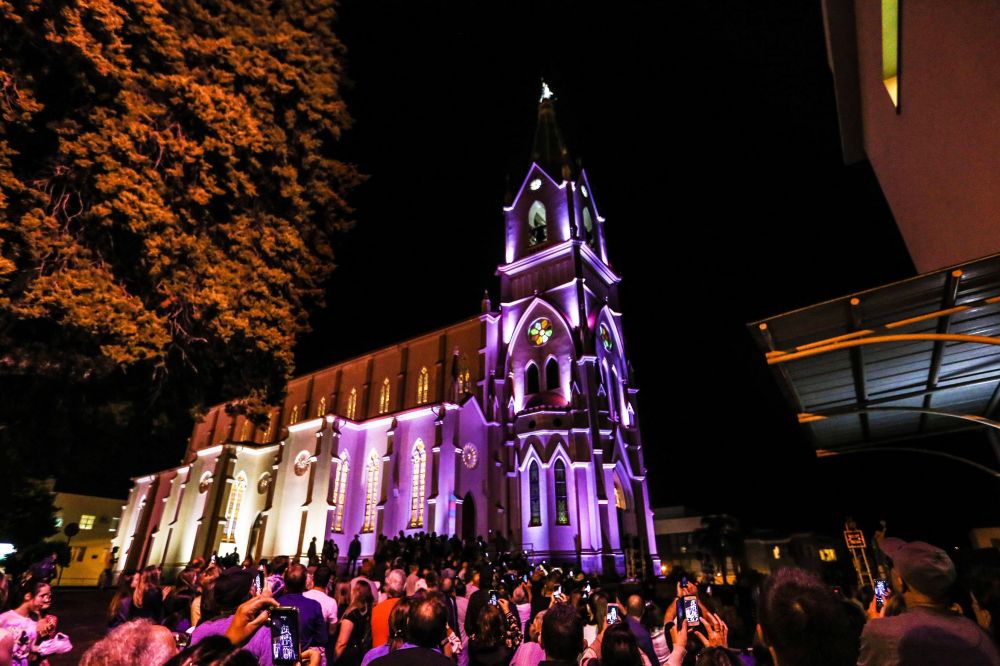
top-left (213, 566), bottom-right (256, 609)
top-left (878, 537), bottom-right (956, 600)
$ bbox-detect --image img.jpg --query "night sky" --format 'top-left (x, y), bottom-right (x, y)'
top-left (123, 2), bottom-right (997, 545)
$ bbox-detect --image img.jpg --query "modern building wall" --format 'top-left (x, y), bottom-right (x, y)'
top-left (823, 0), bottom-right (1000, 272)
top-left (49, 493), bottom-right (123, 586)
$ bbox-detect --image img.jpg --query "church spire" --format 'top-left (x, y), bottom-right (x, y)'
top-left (531, 80), bottom-right (573, 182)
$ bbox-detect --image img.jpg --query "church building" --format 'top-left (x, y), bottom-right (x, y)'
top-left (112, 90), bottom-right (660, 577)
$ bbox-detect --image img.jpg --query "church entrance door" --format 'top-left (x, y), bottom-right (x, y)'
top-left (462, 493), bottom-right (476, 541)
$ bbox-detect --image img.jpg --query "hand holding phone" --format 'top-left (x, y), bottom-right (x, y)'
top-left (271, 606), bottom-right (301, 665)
top-left (488, 590), bottom-right (499, 606)
top-left (682, 595), bottom-right (701, 627)
top-left (874, 579), bottom-right (888, 612)
top-left (606, 605), bottom-right (621, 625)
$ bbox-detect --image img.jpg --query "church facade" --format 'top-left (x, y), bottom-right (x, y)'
top-left (112, 95), bottom-right (660, 577)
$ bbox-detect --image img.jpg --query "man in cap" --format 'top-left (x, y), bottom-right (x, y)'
top-left (858, 537), bottom-right (1000, 665)
top-left (190, 565), bottom-right (276, 665)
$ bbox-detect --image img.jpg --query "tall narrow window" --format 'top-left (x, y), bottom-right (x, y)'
top-left (332, 452), bottom-right (349, 533)
top-left (317, 397), bottom-right (327, 418)
top-left (545, 358), bottom-right (560, 392)
top-left (362, 452), bottom-right (380, 533)
top-left (347, 388), bottom-right (357, 420)
top-left (525, 363), bottom-right (540, 395)
top-left (224, 473), bottom-right (247, 542)
top-left (262, 412), bottom-right (274, 442)
top-left (240, 420), bottom-right (251, 442)
top-left (409, 440), bottom-right (426, 528)
top-left (379, 378), bottom-right (391, 414)
top-left (554, 460), bottom-right (569, 525)
top-left (582, 208), bottom-right (595, 246)
top-left (289, 405), bottom-right (299, 425)
top-left (882, 0), bottom-right (899, 107)
top-left (417, 367), bottom-right (429, 404)
top-left (528, 201), bottom-right (548, 246)
top-left (529, 461), bottom-right (541, 526)
top-left (614, 477), bottom-right (627, 510)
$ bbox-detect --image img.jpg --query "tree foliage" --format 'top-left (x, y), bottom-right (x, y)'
top-left (0, 0), bottom-right (360, 483)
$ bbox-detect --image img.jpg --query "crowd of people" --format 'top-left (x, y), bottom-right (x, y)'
top-left (0, 531), bottom-right (998, 665)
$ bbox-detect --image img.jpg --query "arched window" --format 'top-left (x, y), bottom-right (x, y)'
top-left (554, 460), bottom-right (569, 525)
top-left (317, 397), bottom-right (327, 418)
top-left (240, 420), bottom-right (251, 442)
top-left (223, 472), bottom-right (247, 542)
top-left (529, 461), bottom-right (541, 526)
top-left (545, 358), bottom-right (560, 392)
top-left (528, 201), bottom-right (547, 246)
top-left (525, 362), bottom-right (540, 395)
top-left (261, 412), bottom-right (275, 442)
top-left (614, 477), bottom-right (628, 510)
top-left (379, 378), bottom-right (391, 414)
top-left (582, 208), bottom-right (594, 246)
top-left (347, 388), bottom-right (357, 420)
top-left (417, 367), bottom-right (429, 404)
top-left (332, 452), bottom-right (349, 533)
top-left (362, 452), bottom-right (380, 533)
top-left (289, 404), bottom-right (299, 425)
top-left (409, 440), bottom-right (426, 528)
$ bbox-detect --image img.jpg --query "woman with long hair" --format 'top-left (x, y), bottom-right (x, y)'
top-left (334, 580), bottom-right (374, 666)
top-left (129, 565), bottom-right (164, 622)
top-left (468, 599), bottom-right (522, 666)
top-left (0, 580), bottom-right (54, 666)
top-left (107, 571), bottom-right (136, 628)
top-left (359, 597), bottom-right (413, 666)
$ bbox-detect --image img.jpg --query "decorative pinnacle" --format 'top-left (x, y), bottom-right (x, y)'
top-left (540, 80), bottom-right (554, 102)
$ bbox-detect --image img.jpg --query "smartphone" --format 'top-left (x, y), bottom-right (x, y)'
top-left (683, 595), bottom-right (701, 627)
top-left (874, 579), bottom-right (887, 611)
top-left (488, 589), bottom-right (499, 606)
top-left (270, 606), bottom-right (301, 665)
top-left (606, 605), bottom-right (621, 625)
top-left (253, 567), bottom-right (266, 595)
top-left (522, 574), bottom-right (530, 583)
top-left (554, 584), bottom-right (562, 597)
top-left (583, 583), bottom-right (592, 598)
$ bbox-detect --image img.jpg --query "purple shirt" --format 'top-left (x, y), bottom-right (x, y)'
top-left (278, 592), bottom-right (328, 650)
top-left (192, 614), bottom-right (273, 666)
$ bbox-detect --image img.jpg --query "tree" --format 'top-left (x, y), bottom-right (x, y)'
top-left (0, 0), bottom-right (361, 485)
top-left (692, 514), bottom-right (743, 582)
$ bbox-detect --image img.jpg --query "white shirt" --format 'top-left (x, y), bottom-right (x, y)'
top-left (304, 588), bottom-right (338, 624)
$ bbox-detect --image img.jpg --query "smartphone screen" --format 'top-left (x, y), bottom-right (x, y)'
top-left (683, 595), bottom-right (701, 627)
top-left (554, 584), bottom-right (562, 597)
top-left (874, 579), bottom-right (887, 610)
top-left (255, 569), bottom-right (266, 595)
top-left (488, 590), bottom-right (499, 606)
top-left (271, 606), bottom-right (300, 665)
top-left (523, 574), bottom-right (529, 583)
top-left (606, 605), bottom-right (621, 625)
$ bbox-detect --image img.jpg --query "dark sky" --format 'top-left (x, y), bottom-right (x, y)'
top-left (270, 2), bottom-right (990, 544)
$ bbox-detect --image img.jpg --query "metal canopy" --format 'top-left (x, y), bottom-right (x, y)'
top-left (749, 253), bottom-right (1000, 468)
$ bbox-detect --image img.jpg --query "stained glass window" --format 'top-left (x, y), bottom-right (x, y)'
top-left (379, 378), bottom-right (391, 414)
top-left (362, 452), bottom-right (380, 533)
top-left (614, 478), bottom-right (627, 510)
top-left (347, 388), bottom-right (357, 420)
top-left (289, 405), bottom-right (299, 425)
top-left (223, 472), bottom-right (247, 542)
top-left (555, 460), bottom-right (569, 525)
top-left (240, 420), bottom-right (251, 442)
top-left (317, 397), bottom-right (327, 418)
top-left (529, 461), bottom-right (541, 526)
top-left (599, 323), bottom-right (613, 351)
top-left (333, 452), bottom-right (349, 533)
top-left (527, 318), bottom-right (553, 346)
top-left (417, 367), bottom-right (429, 404)
top-left (409, 440), bottom-right (426, 528)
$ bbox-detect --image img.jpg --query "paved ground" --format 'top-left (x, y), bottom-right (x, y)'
top-left (48, 587), bottom-right (113, 665)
